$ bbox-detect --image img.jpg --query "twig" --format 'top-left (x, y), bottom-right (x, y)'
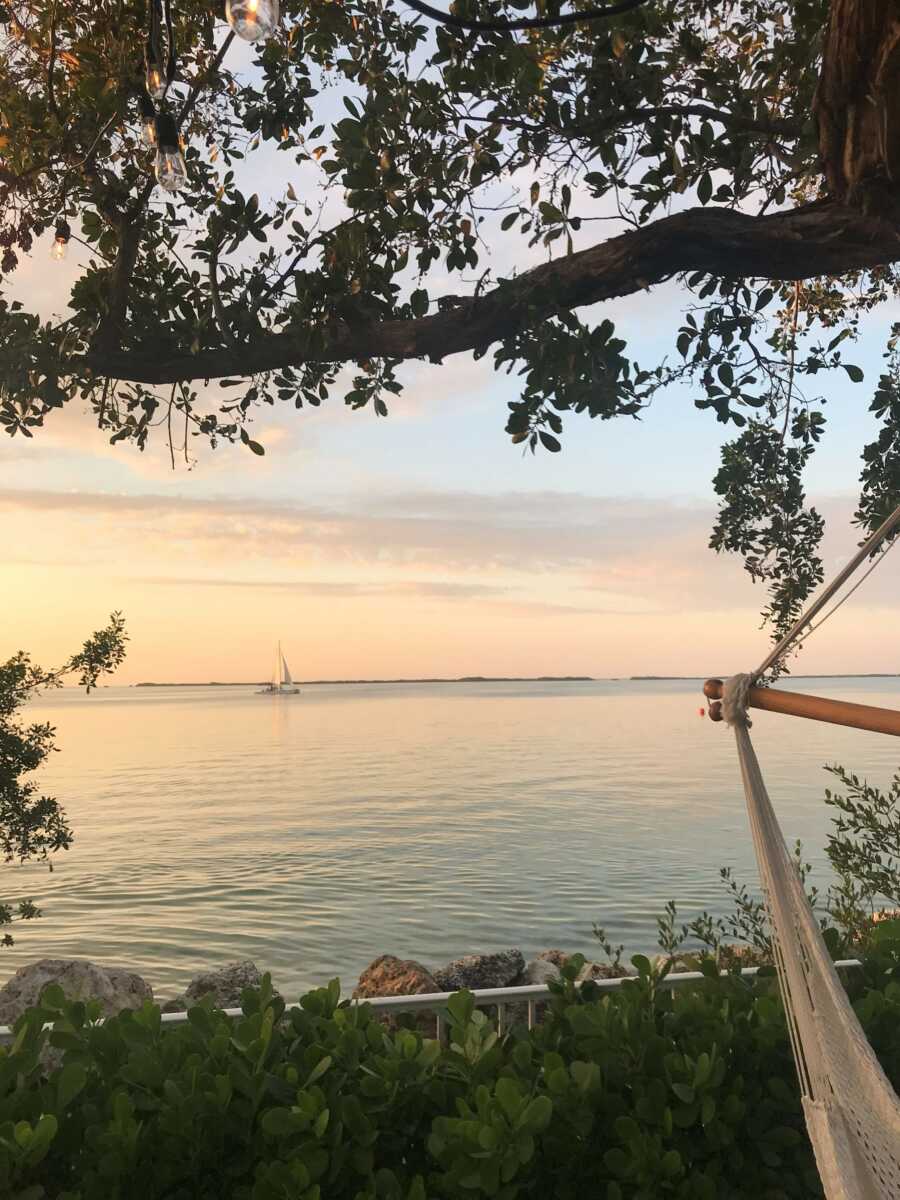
top-left (402, 0), bottom-right (647, 33)
top-left (178, 32), bottom-right (235, 130)
top-left (167, 382), bottom-right (176, 470)
top-left (781, 280), bottom-right (801, 440)
top-left (47, 0), bottom-right (61, 121)
top-left (209, 236), bottom-right (240, 350)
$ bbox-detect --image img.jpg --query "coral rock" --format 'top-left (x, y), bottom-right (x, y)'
top-left (0, 958), bottom-right (152, 1025)
top-left (433, 949), bottom-right (525, 992)
top-left (162, 960), bottom-right (263, 1013)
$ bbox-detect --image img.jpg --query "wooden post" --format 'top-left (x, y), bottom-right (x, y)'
top-left (703, 679), bottom-right (900, 738)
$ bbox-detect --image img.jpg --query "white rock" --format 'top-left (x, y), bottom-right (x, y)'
top-left (522, 958), bottom-right (561, 986)
top-left (0, 958), bottom-right (152, 1025)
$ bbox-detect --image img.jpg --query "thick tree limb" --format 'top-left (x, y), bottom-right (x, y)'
top-left (88, 200), bottom-right (900, 385)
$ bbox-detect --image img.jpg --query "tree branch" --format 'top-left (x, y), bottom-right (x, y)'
top-left (93, 218), bottom-right (144, 353)
top-left (209, 237), bottom-right (240, 351)
top-left (46, 0), bottom-right (61, 121)
top-left (471, 102), bottom-right (802, 140)
top-left (87, 200), bottom-right (900, 385)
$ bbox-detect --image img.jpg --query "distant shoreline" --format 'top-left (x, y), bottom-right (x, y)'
top-left (130, 673), bottom-right (898, 687)
top-left (630, 674), bottom-right (900, 680)
top-left (133, 676), bottom-right (596, 687)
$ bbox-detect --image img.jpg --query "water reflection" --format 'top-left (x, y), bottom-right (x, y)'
top-left (3, 678), bottom-right (897, 1001)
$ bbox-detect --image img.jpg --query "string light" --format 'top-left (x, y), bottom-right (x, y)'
top-left (139, 92), bottom-right (158, 147)
top-left (226, 0), bottom-right (280, 43)
top-left (154, 112), bottom-right (188, 193)
top-left (128, 0), bottom-right (643, 202)
top-left (145, 56), bottom-right (167, 101)
top-left (145, 0), bottom-right (175, 101)
top-left (51, 218), bottom-right (71, 261)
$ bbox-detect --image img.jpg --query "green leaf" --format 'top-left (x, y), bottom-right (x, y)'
top-left (871, 917), bottom-right (900, 944)
top-left (538, 202), bottom-right (565, 223)
top-left (247, 439), bottom-right (265, 456)
top-left (262, 1107), bottom-right (305, 1137)
top-left (495, 1076), bottom-right (522, 1120)
top-left (24, 1114), bottom-right (57, 1165)
top-left (604, 1148), bottom-right (629, 1178)
top-left (305, 1055), bottom-right (332, 1087)
top-left (57, 1062), bottom-right (87, 1110)
top-left (842, 363), bottom-right (864, 382)
top-left (661, 1149), bottom-right (682, 1178)
top-left (40, 984), bottom-right (66, 1010)
top-left (520, 1095), bottom-right (552, 1132)
top-left (697, 172), bottom-right (713, 204)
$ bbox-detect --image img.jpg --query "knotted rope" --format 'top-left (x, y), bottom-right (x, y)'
top-left (722, 673), bottom-right (754, 727)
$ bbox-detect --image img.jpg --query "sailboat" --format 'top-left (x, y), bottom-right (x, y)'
top-left (258, 642), bottom-right (301, 695)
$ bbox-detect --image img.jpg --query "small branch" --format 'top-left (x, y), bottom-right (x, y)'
top-left (46, 0), bottom-right (61, 121)
top-left (402, 0), bottom-right (647, 33)
top-left (167, 382), bottom-right (176, 470)
top-left (465, 102), bottom-right (801, 140)
top-left (782, 281), bottom-right (801, 439)
top-left (93, 218), bottom-right (144, 353)
top-left (209, 237), bottom-right (240, 350)
top-left (178, 31), bottom-right (235, 130)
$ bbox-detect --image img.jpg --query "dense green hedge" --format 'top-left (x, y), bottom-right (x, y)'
top-left (3, 948), bottom-right (900, 1200)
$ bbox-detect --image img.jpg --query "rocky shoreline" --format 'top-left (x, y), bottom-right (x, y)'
top-left (0, 948), bottom-right (632, 1026)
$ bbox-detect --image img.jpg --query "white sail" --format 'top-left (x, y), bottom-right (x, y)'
top-left (258, 641), bottom-right (299, 694)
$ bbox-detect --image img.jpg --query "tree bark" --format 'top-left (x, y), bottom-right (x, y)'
top-left (89, 199), bottom-right (899, 386)
top-left (815, 0), bottom-right (900, 216)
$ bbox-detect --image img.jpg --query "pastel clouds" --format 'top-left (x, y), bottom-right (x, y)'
top-left (2, 485), bottom-right (896, 682)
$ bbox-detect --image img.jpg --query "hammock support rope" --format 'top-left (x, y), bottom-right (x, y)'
top-left (703, 502), bottom-right (900, 1199)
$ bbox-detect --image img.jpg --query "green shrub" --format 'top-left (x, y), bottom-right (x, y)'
top-left (3, 947), bottom-right (900, 1200)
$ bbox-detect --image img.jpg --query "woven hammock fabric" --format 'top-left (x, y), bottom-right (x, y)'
top-left (731, 710), bottom-right (900, 1199)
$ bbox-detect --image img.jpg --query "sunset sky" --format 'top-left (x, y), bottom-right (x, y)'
top-left (3, 37), bottom-right (898, 684)
top-left (4, 304), bottom-right (897, 683)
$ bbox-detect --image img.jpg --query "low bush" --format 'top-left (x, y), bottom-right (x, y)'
top-left (3, 936), bottom-right (900, 1200)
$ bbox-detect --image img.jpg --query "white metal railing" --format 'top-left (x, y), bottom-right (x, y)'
top-left (0, 961), bottom-right (862, 1046)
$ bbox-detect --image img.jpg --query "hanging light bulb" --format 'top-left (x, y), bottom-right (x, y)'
top-left (51, 218), bottom-right (71, 261)
top-left (154, 113), bottom-right (187, 193)
top-left (226, 0), bottom-right (280, 43)
top-left (139, 93), bottom-right (158, 148)
top-left (145, 56), bottom-right (167, 101)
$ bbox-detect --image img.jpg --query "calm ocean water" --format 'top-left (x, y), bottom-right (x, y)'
top-left (3, 678), bottom-right (899, 1003)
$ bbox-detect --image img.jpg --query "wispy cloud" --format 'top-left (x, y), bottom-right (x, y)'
top-left (137, 576), bottom-right (513, 600)
top-left (2, 485), bottom-right (894, 622)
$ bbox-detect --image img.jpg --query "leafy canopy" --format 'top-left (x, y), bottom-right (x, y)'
top-left (2, 1), bottom-right (900, 645)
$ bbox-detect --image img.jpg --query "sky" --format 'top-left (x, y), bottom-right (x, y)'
top-left (2, 33), bottom-right (899, 684)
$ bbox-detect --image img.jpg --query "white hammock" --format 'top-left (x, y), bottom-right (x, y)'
top-left (718, 505), bottom-right (900, 1199)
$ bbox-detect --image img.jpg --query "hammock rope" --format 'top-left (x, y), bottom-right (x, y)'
top-left (756, 505), bottom-right (900, 679)
top-left (716, 502), bottom-right (900, 1199)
